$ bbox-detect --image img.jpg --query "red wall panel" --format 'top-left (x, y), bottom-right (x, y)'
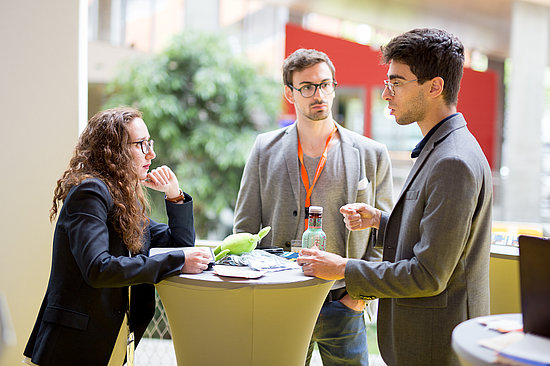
top-left (284, 23), bottom-right (498, 168)
top-left (458, 69), bottom-right (498, 168)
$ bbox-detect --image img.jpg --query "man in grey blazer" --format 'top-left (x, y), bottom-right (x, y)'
top-left (234, 49), bottom-right (393, 365)
top-left (298, 29), bottom-right (493, 366)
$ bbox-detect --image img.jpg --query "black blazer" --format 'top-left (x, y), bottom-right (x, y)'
top-left (24, 178), bottom-right (195, 365)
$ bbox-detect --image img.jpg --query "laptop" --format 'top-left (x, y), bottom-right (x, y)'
top-left (518, 235), bottom-right (550, 338)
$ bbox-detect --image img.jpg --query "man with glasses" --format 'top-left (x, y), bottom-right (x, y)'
top-left (233, 48), bottom-right (393, 365)
top-left (298, 29), bottom-right (493, 366)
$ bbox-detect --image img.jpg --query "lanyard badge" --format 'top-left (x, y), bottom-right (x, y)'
top-left (126, 329), bottom-right (135, 366)
top-left (126, 254), bottom-right (135, 366)
top-left (298, 125), bottom-right (337, 229)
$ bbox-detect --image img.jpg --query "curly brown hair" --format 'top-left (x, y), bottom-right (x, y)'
top-left (50, 107), bottom-right (150, 254)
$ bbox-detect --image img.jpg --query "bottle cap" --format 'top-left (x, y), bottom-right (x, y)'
top-left (309, 206), bottom-right (323, 214)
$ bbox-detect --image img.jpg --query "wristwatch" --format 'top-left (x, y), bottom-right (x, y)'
top-left (165, 189), bottom-right (185, 203)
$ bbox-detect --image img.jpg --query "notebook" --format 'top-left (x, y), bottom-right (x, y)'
top-left (518, 235), bottom-right (550, 338)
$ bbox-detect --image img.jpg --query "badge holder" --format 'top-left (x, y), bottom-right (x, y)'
top-left (126, 326), bottom-right (135, 366)
top-left (126, 261), bottom-right (135, 366)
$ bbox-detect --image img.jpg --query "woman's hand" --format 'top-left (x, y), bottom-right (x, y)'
top-left (142, 165), bottom-right (181, 199)
top-left (181, 248), bottom-right (212, 274)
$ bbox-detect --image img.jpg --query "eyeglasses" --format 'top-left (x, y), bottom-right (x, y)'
top-left (128, 139), bottom-right (154, 154)
top-left (287, 81), bottom-right (338, 98)
top-left (383, 79), bottom-right (418, 96)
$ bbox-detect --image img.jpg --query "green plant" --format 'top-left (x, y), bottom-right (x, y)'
top-left (103, 32), bottom-right (281, 238)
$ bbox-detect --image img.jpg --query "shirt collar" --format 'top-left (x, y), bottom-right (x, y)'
top-left (411, 113), bottom-right (458, 158)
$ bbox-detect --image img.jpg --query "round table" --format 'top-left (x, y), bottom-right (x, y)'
top-left (155, 265), bottom-right (334, 366)
top-left (452, 313), bottom-right (522, 366)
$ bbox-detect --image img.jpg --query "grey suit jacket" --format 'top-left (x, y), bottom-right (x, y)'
top-left (234, 122), bottom-right (393, 261)
top-left (346, 114), bottom-right (492, 366)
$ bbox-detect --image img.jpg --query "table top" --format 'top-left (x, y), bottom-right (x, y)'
top-left (151, 247), bottom-right (332, 289)
top-left (173, 266), bottom-right (328, 287)
top-left (452, 314), bottom-right (522, 366)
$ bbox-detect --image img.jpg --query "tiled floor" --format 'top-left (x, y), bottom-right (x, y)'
top-left (135, 338), bottom-right (176, 365)
top-left (136, 338), bottom-right (386, 365)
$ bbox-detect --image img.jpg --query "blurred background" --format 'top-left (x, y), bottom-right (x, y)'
top-left (2, 0), bottom-right (550, 365)
top-left (85, 0), bottom-right (550, 236)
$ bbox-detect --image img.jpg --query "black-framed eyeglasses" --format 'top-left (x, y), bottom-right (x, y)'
top-left (287, 81), bottom-right (338, 98)
top-left (383, 79), bottom-right (418, 96)
top-left (128, 139), bottom-right (154, 154)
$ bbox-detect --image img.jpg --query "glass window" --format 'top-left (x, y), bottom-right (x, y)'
top-left (334, 87), bottom-right (365, 136)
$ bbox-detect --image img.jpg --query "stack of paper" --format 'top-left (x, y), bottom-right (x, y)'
top-left (477, 315), bottom-right (523, 333)
top-left (479, 331), bottom-right (550, 365)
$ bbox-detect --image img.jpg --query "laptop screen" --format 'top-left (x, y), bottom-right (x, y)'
top-left (518, 235), bottom-right (550, 338)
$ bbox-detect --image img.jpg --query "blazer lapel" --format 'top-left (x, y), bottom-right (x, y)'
top-left (338, 125), bottom-right (361, 205)
top-left (337, 126), bottom-right (361, 258)
top-left (395, 114), bottom-right (467, 204)
top-left (282, 123), bottom-right (302, 211)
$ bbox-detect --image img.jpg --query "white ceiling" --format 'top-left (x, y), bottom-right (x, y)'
top-left (271, 0), bottom-right (550, 60)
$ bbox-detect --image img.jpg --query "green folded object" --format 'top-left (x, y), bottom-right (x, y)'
top-left (213, 226), bottom-right (271, 261)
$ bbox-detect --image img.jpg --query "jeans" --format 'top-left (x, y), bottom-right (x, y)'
top-left (305, 300), bottom-right (369, 366)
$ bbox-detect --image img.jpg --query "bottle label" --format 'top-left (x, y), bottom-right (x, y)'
top-left (308, 217), bottom-right (322, 228)
top-left (313, 236), bottom-right (326, 251)
top-left (302, 230), bottom-right (326, 251)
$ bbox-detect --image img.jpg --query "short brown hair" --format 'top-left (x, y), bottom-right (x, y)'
top-left (282, 48), bottom-right (336, 86)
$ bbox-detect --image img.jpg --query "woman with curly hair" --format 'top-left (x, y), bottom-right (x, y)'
top-left (23, 107), bottom-right (212, 366)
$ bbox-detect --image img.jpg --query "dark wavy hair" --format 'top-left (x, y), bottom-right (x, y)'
top-left (381, 28), bottom-right (464, 106)
top-left (50, 107), bottom-right (150, 254)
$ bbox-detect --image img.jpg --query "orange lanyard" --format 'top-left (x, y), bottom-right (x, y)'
top-left (298, 125), bottom-right (337, 229)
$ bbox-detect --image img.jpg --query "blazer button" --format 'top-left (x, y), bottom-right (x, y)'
top-left (293, 210), bottom-right (297, 216)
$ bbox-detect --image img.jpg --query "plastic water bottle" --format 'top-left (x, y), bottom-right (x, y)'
top-left (302, 206), bottom-right (326, 250)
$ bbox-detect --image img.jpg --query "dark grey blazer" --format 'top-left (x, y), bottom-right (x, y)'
top-left (346, 114), bottom-right (493, 366)
top-left (24, 178), bottom-right (195, 366)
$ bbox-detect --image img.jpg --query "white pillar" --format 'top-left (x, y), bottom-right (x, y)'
top-left (0, 0), bottom-right (86, 364)
top-left (502, 0), bottom-right (549, 222)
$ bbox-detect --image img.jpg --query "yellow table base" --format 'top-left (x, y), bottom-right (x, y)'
top-left (155, 268), bottom-right (333, 366)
